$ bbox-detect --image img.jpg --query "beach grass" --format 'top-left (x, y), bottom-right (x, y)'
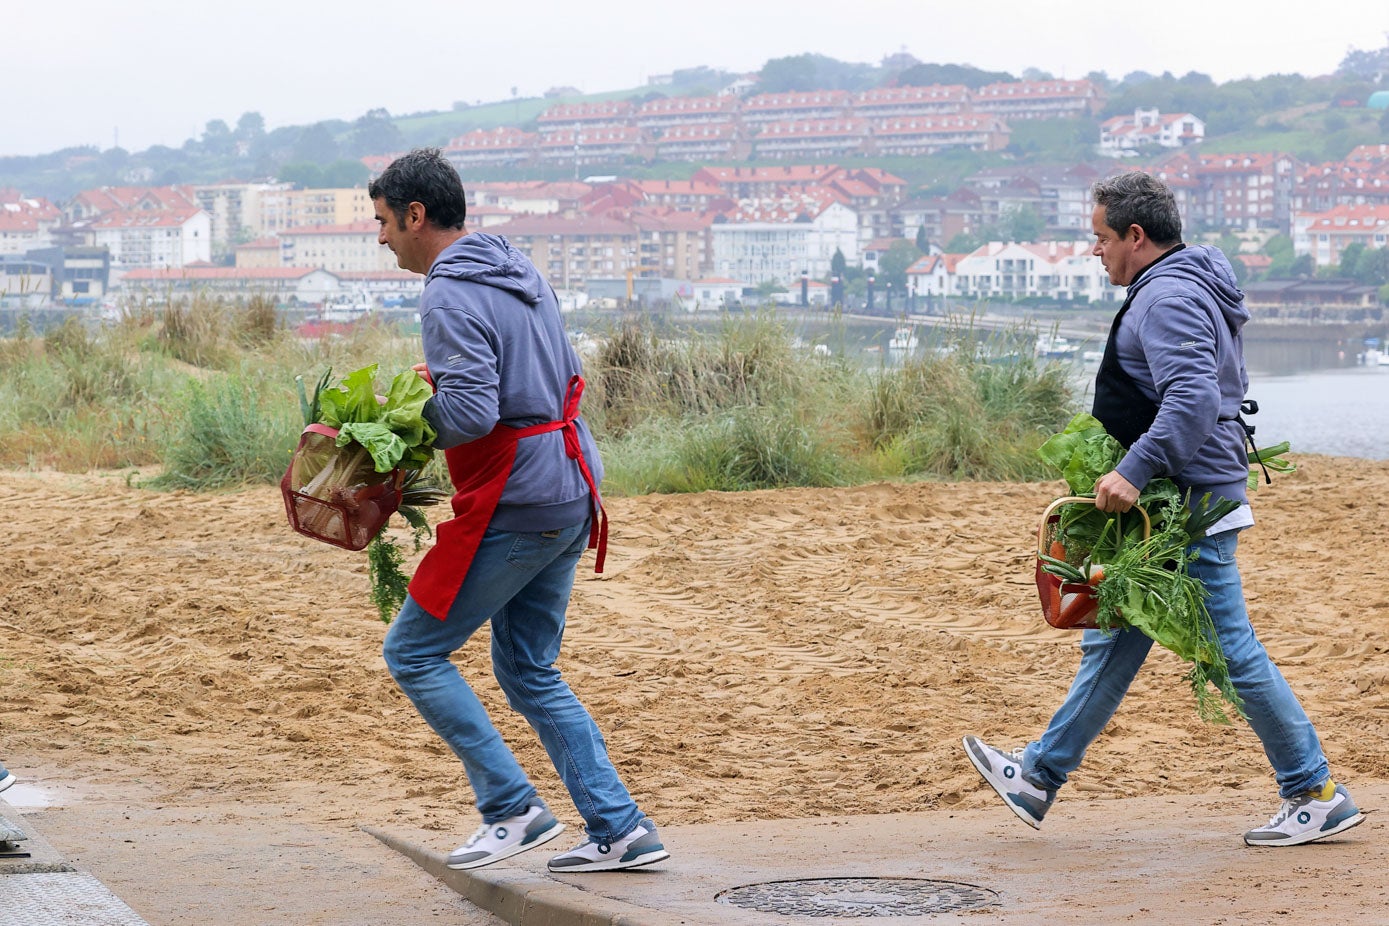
top-left (0, 303), bottom-right (1077, 493)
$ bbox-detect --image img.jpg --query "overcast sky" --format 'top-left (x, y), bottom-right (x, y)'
top-left (3, 0), bottom-right (1387, 158)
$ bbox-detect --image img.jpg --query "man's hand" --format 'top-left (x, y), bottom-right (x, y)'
top-left (1094, 471), bottom-right (1140, 512)
top-left (411, 362), bottom-right (434, 388)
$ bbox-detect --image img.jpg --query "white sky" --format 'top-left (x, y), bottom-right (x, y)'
top-left (3, 0), bottom-right (1387, 158)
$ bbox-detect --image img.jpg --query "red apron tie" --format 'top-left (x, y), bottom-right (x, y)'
top-left (408, 375), bottom-right (606, 620)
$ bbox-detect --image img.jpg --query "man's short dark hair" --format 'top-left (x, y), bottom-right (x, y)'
top-left (367, 147), bottom-right (467, 230)
top-left (1091, 171), bottom-right (1182, 247)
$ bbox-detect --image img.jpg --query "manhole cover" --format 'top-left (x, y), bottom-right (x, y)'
top-left (716, 877), bottom-right (999, 917)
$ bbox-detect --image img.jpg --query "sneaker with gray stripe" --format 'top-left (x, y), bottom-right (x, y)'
top-left (963, 735), bottom-right (1055, 829)
top-left (447, 800), bottom-right (565, 870)
top-left (547, 818), bottom-right (670, 872)
top-left (1244, 783), bottom-right (1365, 847)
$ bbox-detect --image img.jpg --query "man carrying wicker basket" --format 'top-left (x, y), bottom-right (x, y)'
top-left (963, 171), bottom-right (1363, 848)
top-left (369, 149), bottom-right (668, 873)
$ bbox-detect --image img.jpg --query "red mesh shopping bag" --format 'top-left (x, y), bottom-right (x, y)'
top-left (1035, 496), bottom-right (1149, 630)
top-left (281, 424), bottom-right (403, 551)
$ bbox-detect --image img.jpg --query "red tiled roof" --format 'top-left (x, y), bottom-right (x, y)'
top-left (637, 96), bottom-right (737, 116)
top-left (123, 266), bottom-right (326, 281)
top-left (90, 205), bottom-right (201, 229)
top-left (280, 220), bottom-right (379, 236)
top-left (744, 90), bottom-right (851, 111)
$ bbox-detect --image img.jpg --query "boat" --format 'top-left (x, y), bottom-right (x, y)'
top-left (1035, 334), bottom-right (1078, 360)
top-left (319, 292), bottom-right (375, 323)
top-left (888, 327), bottom-right (919, 352)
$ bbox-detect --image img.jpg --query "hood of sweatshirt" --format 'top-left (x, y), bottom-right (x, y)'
top-left (1129, 244), bottom-right (1250, 336)
top-left (426, 233), bottom-right (546, 306)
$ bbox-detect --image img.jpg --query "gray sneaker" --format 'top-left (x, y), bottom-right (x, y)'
top-left (0, 763), bottom-right (14, 794)
top-left (1244, 784), bottom-right (1365, 847)
top-left (963, 735), bottom-right (1055, 829)
top-left (547, 818), bottom-right (669, 872)
top-left (447, 800), bottom-right (565, 870)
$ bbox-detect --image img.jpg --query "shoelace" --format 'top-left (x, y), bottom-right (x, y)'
top-left (461, 823), bottom-right (492, 848)
top-left (1262, 798), bottom-right (1300, 829)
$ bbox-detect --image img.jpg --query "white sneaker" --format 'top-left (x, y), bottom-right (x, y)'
top-left (446, 800), bottom-right (565, 870)
top-left (962, 735), bottom-right (1055, 829)
top-left (1244, 784), bottom-right (1365, 847)
top-left (547, 819), bottom-right (670, 872)
top-left (0, 769), bottom-right (14, 794)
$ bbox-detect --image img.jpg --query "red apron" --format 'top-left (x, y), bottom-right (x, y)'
top-left (408, 375), bottom-right (607, 620)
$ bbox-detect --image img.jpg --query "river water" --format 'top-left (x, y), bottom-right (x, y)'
top-left (750, 315), bottom-right (1389, 463)
top-left (635, 311), bottom-right (1389, 462)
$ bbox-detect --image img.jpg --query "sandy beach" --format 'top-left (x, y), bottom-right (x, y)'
top-left (2, 456), bottom-right (1385, 922)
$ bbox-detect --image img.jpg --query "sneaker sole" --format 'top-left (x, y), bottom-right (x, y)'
top-left (547, 847), bottom-right (670, 873)
top-left (0, 773), bottom-right (15, 794)
top-left (447, 821), bottom-right (566, 870)
top-left (1244, 811), bottom-right (1365, 847)
top-left (962, 736), bottom-right (1044, 830)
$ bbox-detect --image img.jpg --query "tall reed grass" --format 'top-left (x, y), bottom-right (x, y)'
top-left (0, 302), bottom-right (1077, 494)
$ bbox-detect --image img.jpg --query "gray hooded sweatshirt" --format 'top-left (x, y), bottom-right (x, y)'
top-left (1110, 244), bottom-right (1252, 508)
top-left (420, 233), bottom-right (602, 533)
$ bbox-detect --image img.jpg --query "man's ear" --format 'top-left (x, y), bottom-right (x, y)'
top-left (1127, 223), bottom-right (1148, 249)
top-left (405, 201), bottom-right (427, 230)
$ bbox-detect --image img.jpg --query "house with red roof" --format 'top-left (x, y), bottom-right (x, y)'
top-left (87, 204), bottom-right (211, 270)
top-left (868, 114), bottom-right (1010, 157)
top-left (445, 127), bottom-right (539, 168)
top-left (741, 90), bottom-right (852, 126)
top-left (852, 85), bottom-right (970, 119)
top-left (1101, 108), bottom-right (1204, 155)
top-left (1292, 203), bottom-right (1389, 267)
top-left (971, 79), bottom-right (1105, 119)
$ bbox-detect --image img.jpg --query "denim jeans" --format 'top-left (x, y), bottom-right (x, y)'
top-left (382, 518), bottom-right (643, 843)
top-left (1024, 528), bottom-right (1329, 798)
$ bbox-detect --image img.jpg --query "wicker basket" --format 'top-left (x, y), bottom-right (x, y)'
top-left (1035, 496), bottom-right (1149, 629)
top-left (281, 424), bottom-right (403, 551)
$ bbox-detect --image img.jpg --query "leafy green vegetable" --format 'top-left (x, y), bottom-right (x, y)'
top-left (318, 364), bottom-right (437, 472)
top-left (1037, 413), bottom-right (1258, 722)
top-left (297, 365), bottom-right (447, 623)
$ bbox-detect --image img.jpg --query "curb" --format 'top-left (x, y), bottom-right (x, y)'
top-left (361, 825), bottom-right (686, 926)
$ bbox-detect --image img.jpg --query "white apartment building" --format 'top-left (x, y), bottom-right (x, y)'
top-left (711, 200), bottom-right (859, 286)
top-left (87, 206), bottom-right (212, 270)
top-left (950, 241), bottom-right (1117, 302)
top-left (278, 220), bottom-right (399, 272)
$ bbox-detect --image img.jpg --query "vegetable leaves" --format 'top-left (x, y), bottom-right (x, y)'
top-left (1037, 413), bottom-right (1251, 722)
top-left (317, 364), bottom-right (437, 473)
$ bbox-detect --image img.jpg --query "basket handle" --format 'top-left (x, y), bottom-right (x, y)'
top-left (1038, 496), bottom-right (1151, 557)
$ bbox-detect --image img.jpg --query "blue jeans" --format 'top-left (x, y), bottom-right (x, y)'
top-left (382, 518), bottom-right (643, 843)
top-left (1023, 529), bottom-right (1328, 799)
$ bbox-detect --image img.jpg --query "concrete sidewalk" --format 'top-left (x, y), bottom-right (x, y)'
top-left (5, 781), bottom-right (1382, 925)
top-left (366, 782), bottom-right (1384, 926)
top-left (1, 791), bottom-right (152, 926)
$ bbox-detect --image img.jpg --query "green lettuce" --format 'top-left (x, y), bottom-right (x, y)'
top-left (317, 364), bottom-right (437, 472)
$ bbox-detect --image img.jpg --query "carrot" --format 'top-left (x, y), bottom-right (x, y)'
top-left (1087, 563), bottom-right (1105, 586)
top-left (1057, 587), bottom-right (1098, 627)
top-left (1049, 539), bottom-right (1067, 560)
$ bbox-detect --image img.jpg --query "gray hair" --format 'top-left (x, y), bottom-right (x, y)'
top-left (1091, 171), bottom-right (1182, 246)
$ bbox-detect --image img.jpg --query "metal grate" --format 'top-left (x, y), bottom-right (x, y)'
top-left (716, 876), bottom-right (999, 917)
top-left (0, 872), bottom-right (152, 926)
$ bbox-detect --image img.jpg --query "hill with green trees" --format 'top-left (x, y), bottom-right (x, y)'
top-left (2, 46), bottom-right (1386, 204)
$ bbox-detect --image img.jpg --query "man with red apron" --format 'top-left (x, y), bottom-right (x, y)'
top-left (369, 149), bottom-right (669, 873)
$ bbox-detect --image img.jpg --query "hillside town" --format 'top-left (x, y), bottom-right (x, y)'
top-left (2, 75), bottom-right (1388, 322)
